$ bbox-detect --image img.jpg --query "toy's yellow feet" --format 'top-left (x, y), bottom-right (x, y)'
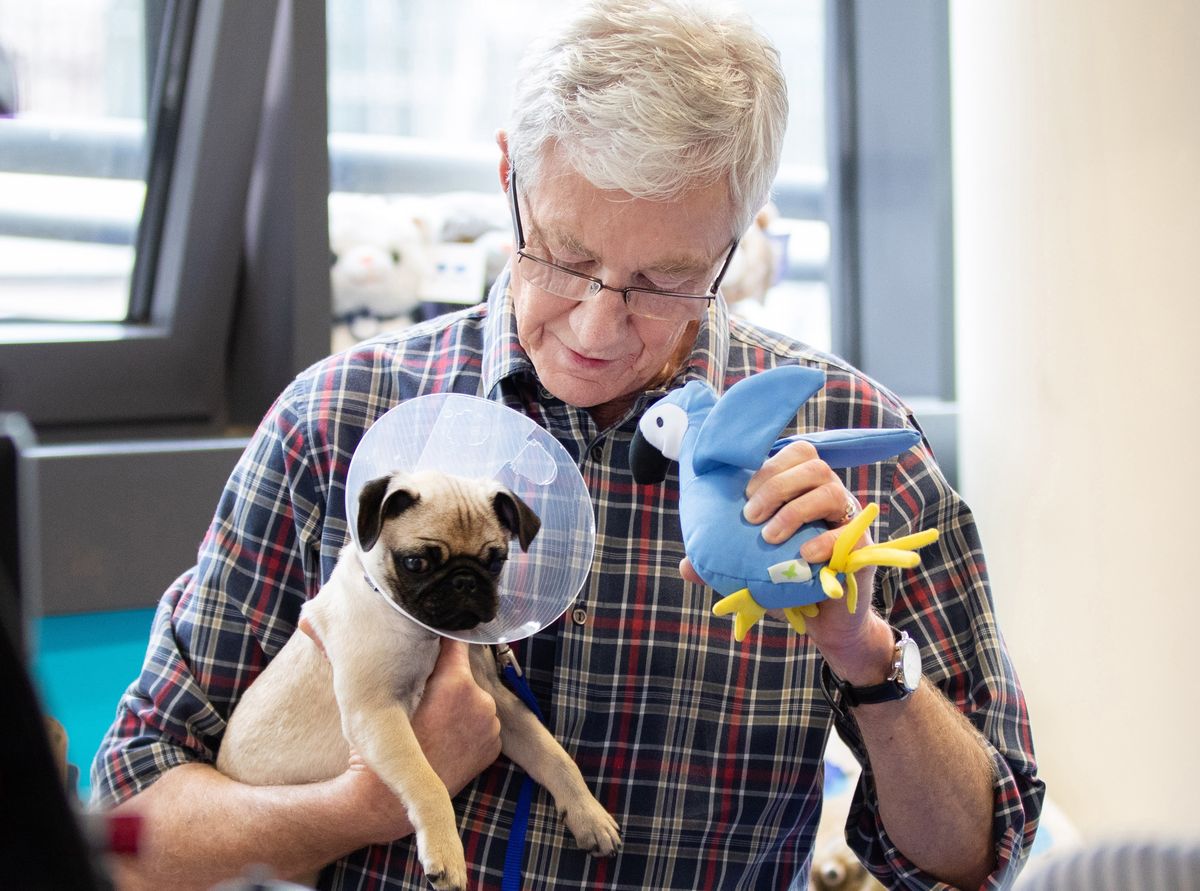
top-left (819, 566), bottom-right (859, 614)
top-left (823, 502), bottom-right (940, 616)
top-left (714, 505), bottom-right (940, 644)
top-left (713, 588), bottom-right (766, 642)
top-left (782, 603), bottom-right (821, 635)
top-left (820, 507), bottom-right (874, 612)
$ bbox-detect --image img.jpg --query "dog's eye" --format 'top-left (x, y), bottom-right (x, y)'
top-left (486, 548), bottom-right (506, 575)
top-left (402, 556), bottom-right (430, 573)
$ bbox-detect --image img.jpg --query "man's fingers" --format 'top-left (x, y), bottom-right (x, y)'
top-left (757, 481), bottom-right (847, 544)
top-left (744, 460), bottom-right (833, 524)
top-left (744, 439), bottom-right (819, 500)
top-left (800, 525), bottom-right (873, 564)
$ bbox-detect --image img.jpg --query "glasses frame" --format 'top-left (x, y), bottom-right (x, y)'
top-left (506, 168), bottom-right (738, 321)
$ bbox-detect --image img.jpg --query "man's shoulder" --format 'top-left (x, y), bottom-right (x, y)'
top-left (287, 306), bottom-right (488, 401)
top-left (305, 305), bottom-right (487, 376)
top-left (726, 316), bottom-right (910, 426)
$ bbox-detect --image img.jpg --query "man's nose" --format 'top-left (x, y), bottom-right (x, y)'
top-left (570, 285), bottom-right (631, 350)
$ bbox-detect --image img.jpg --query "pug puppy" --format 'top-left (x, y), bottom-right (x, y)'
top-left (216, 470), bottom-right (621, 890)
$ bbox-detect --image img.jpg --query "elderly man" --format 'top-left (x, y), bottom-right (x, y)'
top-left (95, 1), bottom-right (1042, 889)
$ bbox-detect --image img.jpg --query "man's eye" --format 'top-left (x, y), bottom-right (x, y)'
top-left (402, 556), bottom-right (430, 573)
top-left (551, 251), bottom-right (594, 272)
top-left (560, 259), bottom-right (593, 274)
top-left (641, 275), bottom-right (689, 293)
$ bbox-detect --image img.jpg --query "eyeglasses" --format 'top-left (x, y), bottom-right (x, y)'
top-left (507, 168), bottom-right (737, 323)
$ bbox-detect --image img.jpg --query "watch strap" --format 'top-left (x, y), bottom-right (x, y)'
top-left (821, 628), bottom-right (918, 712)
top-left (834, 673), bottom-right (908, 707)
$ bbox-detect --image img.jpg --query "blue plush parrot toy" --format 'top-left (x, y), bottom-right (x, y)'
top-left (628, 365), bottom-right (939, 642)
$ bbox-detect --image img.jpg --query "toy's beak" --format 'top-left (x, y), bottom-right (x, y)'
top-left (629, 427), bottom-right (671, 484)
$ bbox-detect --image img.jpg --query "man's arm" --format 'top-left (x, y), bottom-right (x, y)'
top-left (107, 639), bottom-right (502, 891)
top-left (109, 763), bottom-right (369, 891)
top-left (815, 614), bottom-right (997, 890)
top-left (721, 436), bottom-right (1033, 888)
top-left (683, 546), bottom-right (997, 888)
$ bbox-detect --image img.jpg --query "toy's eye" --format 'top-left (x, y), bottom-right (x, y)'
top-left (389, 248), bottom-right (402, 264)
top-left (637, 402), bottom-right (688, 460)
top-left (402, 556), bottom-right (430, 573)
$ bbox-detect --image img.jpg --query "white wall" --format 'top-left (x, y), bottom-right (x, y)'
top-left (951, 1), bottom-right (1200, 839)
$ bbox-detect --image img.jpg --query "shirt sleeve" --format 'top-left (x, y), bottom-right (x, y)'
top-left (831, 437), bottom-right (1045, 890)
top-left (90, 384), bottom-right (328, 807)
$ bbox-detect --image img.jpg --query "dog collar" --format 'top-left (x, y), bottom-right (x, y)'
top-left (344, 392), bottom-right (596, 644)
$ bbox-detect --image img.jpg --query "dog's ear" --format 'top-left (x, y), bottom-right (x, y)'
top-left (493, 489), bottom-right (541, 552)
top-left (357, 475), bottom-right (420, 551)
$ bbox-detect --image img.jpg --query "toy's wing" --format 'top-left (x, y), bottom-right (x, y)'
top-left (767, 427), bottom-right (921, 468)
top-left (692, 365), bottom-right (826, 475)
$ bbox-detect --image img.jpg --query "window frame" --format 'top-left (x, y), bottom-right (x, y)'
top-left (0, 1), bottom-right (284, 433)
top-left (826, 0), bottom-right (955, 403)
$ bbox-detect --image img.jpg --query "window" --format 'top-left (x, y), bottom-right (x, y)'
top-left (328, 1), bottom-right (824, 167)
top-left (0, 2), bottom-right (294, 431)
top-left (0, 0), bottom-right (149, 324)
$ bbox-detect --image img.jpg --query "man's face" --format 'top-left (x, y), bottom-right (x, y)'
top-left (506, 151), bottom-right (735, 421)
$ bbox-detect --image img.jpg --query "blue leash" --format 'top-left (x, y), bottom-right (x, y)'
top-left (496, 644), bottom-right (543, 891)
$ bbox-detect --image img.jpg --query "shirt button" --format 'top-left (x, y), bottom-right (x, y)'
top-left (589, 444), bottom-right (603, 461)
top-left (571, 607), bottom-right (588, 626)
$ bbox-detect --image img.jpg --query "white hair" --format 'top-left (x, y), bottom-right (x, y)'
top-left (507, 0), bottom-right (788, 236)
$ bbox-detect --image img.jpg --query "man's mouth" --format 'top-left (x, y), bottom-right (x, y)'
top-left (564, 345), bottom-right (625, 368)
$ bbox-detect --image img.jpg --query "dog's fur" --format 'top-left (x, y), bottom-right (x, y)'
top-left (216, 470), bottom-right (620, 890)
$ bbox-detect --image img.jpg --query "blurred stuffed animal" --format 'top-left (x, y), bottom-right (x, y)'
top-left (329, 193), bottom-right (434, 352)
top-left (426, 190), bottom-right (513, 294)
top-left (810, 837), bottom-right (885, 891)
top-left (721, 203), bottom-right (782, 306)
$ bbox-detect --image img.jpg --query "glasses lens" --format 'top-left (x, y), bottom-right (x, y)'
top-left (626, 289), bottom-right (709, 322)
top-left (518, 253), bottom-right (590, 302)
top-left (518, 253), bottom-right (710, 321)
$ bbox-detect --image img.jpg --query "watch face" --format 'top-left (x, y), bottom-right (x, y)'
top-left (900, 639), bottom-right (922, 691)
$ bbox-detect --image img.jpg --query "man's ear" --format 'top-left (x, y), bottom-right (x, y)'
top-left (493, 489), bottom-right (541, 552)
top-left (357, 475), bottom-right (419, 551)
top-left (497, 129), bottom-right (511, 193)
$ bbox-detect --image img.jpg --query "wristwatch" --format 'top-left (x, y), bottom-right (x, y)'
top-left (825, 628), bottom-right (921, 709)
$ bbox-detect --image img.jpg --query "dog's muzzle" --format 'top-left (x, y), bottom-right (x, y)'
top-left (449, 567), bottom-right (483, 597)
top-left (407, 562), bottom-right (499, 631)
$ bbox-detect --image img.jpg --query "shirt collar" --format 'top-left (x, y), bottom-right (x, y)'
top-left (481, 266), bottom-right (536, 399)
top-left (481, 263), bottom-right (732, 405)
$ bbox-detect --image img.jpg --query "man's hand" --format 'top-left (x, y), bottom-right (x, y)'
top-left (336, 638), bottom-right (502, 847)
top-left (679, 438), bottom-right (894, 682)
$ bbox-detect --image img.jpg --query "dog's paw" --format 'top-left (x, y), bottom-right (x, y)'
top-left (419, 834), bottom-right (468, 891)
top-left (423, 859), bottom-right (468, 891)
top-left (559, 795), bottom-right (622, 858)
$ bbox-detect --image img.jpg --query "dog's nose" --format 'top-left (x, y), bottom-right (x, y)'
top-left (450, 569), bottom-right (478, 596)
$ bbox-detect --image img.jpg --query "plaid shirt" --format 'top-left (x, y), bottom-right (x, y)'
top-left (94, 271), bottom-right (1043, 890)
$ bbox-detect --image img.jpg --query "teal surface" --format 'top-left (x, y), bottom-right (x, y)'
top-left (31, 607), bottom-right (156, 800)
